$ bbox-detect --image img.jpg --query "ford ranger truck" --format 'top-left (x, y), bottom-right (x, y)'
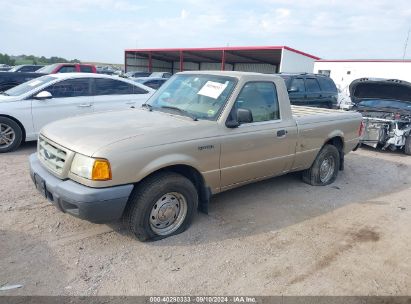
top-left (29, 71), bottom-right (363, 241)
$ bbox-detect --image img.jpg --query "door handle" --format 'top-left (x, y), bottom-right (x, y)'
top-left (277, 129), bottom-right (287, 137)
top-left (78, 103), bottom-right (92, 108)
top-left (125, 101), bottom-right (135, 105)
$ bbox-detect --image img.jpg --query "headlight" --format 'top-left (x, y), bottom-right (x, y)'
top-left (70, 154), bottom-right (112, 181)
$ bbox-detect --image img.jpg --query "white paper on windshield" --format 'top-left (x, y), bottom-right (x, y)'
top-left (28, 80), bottom-right (43, 87)
top-left (198, 81), bottom-right (227, 99)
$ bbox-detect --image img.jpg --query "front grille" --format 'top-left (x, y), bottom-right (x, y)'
top-left (38, 136), bottom-right (67, 175)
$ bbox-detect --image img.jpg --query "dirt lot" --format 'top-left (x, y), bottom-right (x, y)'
top-left (0, 143), bottom-right (410, 296)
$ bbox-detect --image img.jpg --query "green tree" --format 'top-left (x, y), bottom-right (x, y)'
top-left (1, 52), bottom-right (80, 65)
top-left (0, 53), bottom-right (16, 65)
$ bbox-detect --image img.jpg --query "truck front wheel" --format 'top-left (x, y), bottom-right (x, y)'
top-left (302, 144), bottom-right (340, 186)
top-left (124, 172), bottom-right (198, 241)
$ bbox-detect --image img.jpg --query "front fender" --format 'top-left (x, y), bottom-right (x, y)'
top-left (135, 153), bottom-right (201, 182)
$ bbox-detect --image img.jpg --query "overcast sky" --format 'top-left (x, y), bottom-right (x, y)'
top-left (1, 0), bottom-right (411, 63)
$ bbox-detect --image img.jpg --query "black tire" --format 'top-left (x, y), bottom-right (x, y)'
top-left (0, 117), bottom-right (23, 153)
top-left (302, 144), bottom-right (340, 186)
top-left (405, 135), bottom-right (411, 155)
top-left (123, 172), bottom-right (198, 241)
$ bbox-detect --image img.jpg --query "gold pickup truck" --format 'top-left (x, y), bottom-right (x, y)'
top-left (29, 71), bottom-right (362, 241)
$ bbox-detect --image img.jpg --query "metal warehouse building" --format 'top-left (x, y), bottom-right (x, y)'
top-left (314, 59), bottom-right (411, 90)
top-left (124, 46), bottom-right (319, 74)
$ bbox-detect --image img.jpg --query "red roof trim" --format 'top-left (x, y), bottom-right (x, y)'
top-left (125, 46), bottom-right (320, 60)
top-left (316, 59), bottom-right (411, 63)
top-left (282, 46), bottom-right (320, 60)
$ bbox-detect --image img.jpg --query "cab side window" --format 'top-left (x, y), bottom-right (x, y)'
top-left (58, 66), bottom-right (76, 73)
top-left (234, 82), bottom-right (280, 123)
top-left (80, 66), bottom-right (93, 73)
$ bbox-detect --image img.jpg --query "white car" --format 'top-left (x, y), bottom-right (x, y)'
top-left (0, 73), bottom-right (154, 152)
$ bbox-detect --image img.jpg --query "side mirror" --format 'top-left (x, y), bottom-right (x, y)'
top-left (237, 108), bottom-right (253, 124)
top-left (33, 91), bottom-right (52, 100)
top-left (226, 108), bottom-right (253, 128)
top-left (288, 87), bottom-right (299, 93)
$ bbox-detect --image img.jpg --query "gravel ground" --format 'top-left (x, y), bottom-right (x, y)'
top-left (0, 142), bottom-right (410, 296)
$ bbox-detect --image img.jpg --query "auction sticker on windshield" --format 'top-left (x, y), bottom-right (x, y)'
top-left (198, 81), bottom-right (227, 99)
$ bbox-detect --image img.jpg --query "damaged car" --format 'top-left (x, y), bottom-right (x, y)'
top-left (350, 78), bottom-right (411, 155)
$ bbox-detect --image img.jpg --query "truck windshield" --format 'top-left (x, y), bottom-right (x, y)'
top-left (146, 74), bottom-right (237, 120)
top-left (5, 76), bottom-right (56, 96)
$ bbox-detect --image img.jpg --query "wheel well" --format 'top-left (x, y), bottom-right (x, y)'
top-left (0, 114), bottom-right (26, 142)
top-left (325, 136), bottom-right (344, 170)
top-left (160, 165), bottom-right (204, 190)
top-left (138, 165), bottom-right (211, 213)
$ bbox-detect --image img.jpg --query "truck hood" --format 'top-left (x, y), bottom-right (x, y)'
top-left (349, 78), bottom-right (411, 104)
top-left (41, 108), bottom-right (213, 156)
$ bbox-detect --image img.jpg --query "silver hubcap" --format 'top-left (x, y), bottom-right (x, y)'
top-left (319, 156), bottom-right (335, 183)
top-left (0, 123), bottom-right (15, 148)
top-left (149, 192), bottom-right (188, 236)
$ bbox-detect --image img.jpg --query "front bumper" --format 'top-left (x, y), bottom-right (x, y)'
top-left (29, 153), bottom-right (134, 223)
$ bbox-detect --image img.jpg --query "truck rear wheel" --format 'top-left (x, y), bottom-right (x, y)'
top-left (405, 135), bottom-right (411, 155)
top-left (0, 117), bottom-right (23, 153)
top-left (302, 144), bottom-right (340, 186)
top-left (123, 172), bottom-right (198, 241)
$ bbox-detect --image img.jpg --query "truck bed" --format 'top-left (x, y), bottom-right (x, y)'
top-left (289, 105), bottom-right (361, 164)
top-left (291, 105), bottom-right (357, 125)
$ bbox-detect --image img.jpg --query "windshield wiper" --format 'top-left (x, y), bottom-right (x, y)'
top-left (160, 106), bottom-right (198, 121)
top-left (141, 103), bottom-right (153, 111)
top-left (0, 91), bottom-right (9, 96)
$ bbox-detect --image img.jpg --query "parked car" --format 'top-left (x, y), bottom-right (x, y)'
top-left (0, 64), bottom-right (12, 72)
top-left (133, 77), bottom-right (168, 89)
top-left (7, 65), bottom-right (44, 72)
top-left (96, 67), bottom-right (114, 75)
top-left (0, 71), bottom-right (42, 91)
top-left (0, 63), bottom-right (98, 92)
top-left (0, 73), bottom-right (154, 152)
top-left (125, 71), bottom-right (151, 78)
top-left (350, 78), bottom-right (411, 155)
top-left (28, 71), bottom-right (362, 241)
top-left (96, 66), bottom-right (121, 75)
top-left (150, 72), bottom-right (172, 78)
top-left (279, 73), bottom-right (338, 109)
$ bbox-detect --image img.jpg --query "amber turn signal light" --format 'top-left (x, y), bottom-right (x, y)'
top-left (92, 159), bottom-right (112, 181)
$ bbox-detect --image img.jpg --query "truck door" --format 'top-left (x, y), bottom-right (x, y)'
top-left (31, 78), bottom-right (94, 133)
top-left (220, 81), bottom-right (297, 188)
